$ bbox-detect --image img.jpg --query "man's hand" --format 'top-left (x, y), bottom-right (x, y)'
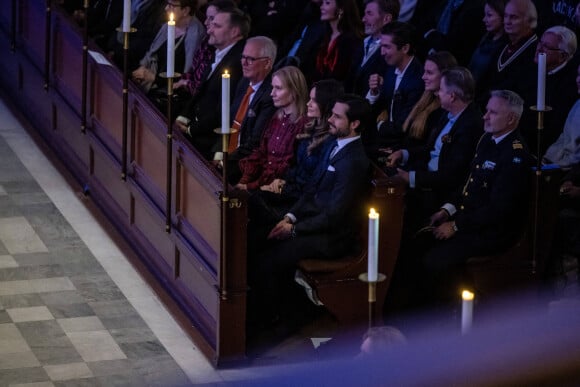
top-left (368, 73), bottom-right (383, 96)
top-left (429, 209), bottom-right (449, 226)
top-left (234, 183), bottom-right (248, 191)
top-left (394, 168), bottom-right (409, 184)
top-left (386, 150), bottom-right (403, 167)
top-left (267, 218), bottom-right (293, 240)
top-left (560, 181), bottom-right (580, 198)
top-left (173, 79), bottom-right (187, 90)
top-left (433, 221), bottom-right (456, 240)
top-left (132, 66), bottom-right (155, 84)
top-left (175, 120), bottom-right (188, 133)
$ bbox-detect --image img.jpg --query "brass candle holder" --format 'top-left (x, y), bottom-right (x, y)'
top-left (359, 273), bottom-right (386, 329)
top-left (159, 72), bottom-right (181, 233)
top-left (213, 127), bottom-right (238, 301)
top-left (116, 27), bottom-right (137, 181)
top-left (529, 105), bottom-right (552, 274)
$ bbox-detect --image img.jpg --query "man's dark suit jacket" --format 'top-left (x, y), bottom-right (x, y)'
top-left (346, 44), bottom-right (387, 97)
top-left (180, 40), bottom-right (245, 159)
top-left (290, 138), bottom-right (370, 253)
top-left (229, 76), bottom-right (276, 161)
top-left (408, 102), bottom-right (483, 202)
top-left (374, 57), bottom-right (425, 148)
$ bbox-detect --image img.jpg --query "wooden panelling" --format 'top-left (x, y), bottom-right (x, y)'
top-left (0, 2), bottom-right (248, 366)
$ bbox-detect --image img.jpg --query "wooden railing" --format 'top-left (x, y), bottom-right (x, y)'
top-left (0, 0), bottom-right (247, 367)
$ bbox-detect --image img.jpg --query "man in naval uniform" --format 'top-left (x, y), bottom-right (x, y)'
top-left (421, 90), bottom-right (533, 301)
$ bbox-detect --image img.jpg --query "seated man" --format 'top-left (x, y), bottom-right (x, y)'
top-left (247, 94), bottom-right (371, 331)
top-left (366, 21), bottom-right (424, 155)
top-left (387, 67), bottom-right (483, 230)
top-left (175, 8), bottom-right (248, 159)
top-left (422, 90), bottom-right (533, 302)
top-left (543, 63), bottom-right (580, 168)
top-left (221, 36), bottom-right (277, 182)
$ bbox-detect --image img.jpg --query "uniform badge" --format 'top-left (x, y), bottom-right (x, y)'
top-left (482, 160), bottom-right (496, 170)
top-left (513, 157), bottom-right (521, 163)
top-left (512, 140), bottom-right (523, 150)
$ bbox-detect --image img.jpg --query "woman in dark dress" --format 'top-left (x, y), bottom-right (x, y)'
top-left (469, 0), bottom-right (509, 100)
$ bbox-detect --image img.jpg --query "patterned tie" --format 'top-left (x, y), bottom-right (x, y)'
top-left (228, 85), bottom-right (254, 153)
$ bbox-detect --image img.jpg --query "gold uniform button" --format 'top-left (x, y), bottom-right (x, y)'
top-left (470, 178), bottom-right (474, 182)
top-left (464, 192), bottom-right (469, 196)
top-left (460, 205), bottom-right (465, 210)
top-left (476, 165), bottom-right (480, 169)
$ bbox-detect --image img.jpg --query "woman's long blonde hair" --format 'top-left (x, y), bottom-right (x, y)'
top-left (403, 51), bottom-right (457, 140)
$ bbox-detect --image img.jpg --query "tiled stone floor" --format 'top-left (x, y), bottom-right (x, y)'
top-left (0, 99), bottom-right (221, 386)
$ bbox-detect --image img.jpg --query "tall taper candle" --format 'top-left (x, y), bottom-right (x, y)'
top-left (368, 208), bottom-right (379, 282)
top-left (122, 0), bottom-right (131, 32)
top-left (461, 290), bottom-right (474, 334)
top-left (222, 71), bottom-right (230, 133)
top-left (537, 52), bottom-right (546, 111)
top-left (167, 13), bottom-right (175, 78)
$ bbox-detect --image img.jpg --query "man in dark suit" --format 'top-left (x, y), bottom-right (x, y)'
top-left (276, 0), bottom-right (325, 85)
top-left (220, 36), bottom-right (277, 182)
top-left (347, 0), bottom-right (400, 96)
top-left (423, 89), bottom-right (533, 301)
top-left (366, 21), bottom-right (424, 154)
top-left (175, 8), bottom-right (249, 159)
top-left (387, 67), bottom-right (483, 226)
top-left (248, 94), bottom-right (371, 326)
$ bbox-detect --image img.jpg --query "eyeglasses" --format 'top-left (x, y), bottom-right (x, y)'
top-left (165, 1), bottom-right (182, 8)
top-left (241, 55), bottom-right (269, 65)
top-left (537, 40), bottom-right (564, 53)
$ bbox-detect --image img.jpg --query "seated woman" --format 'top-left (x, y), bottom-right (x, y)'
top-left (131, 0), bottom-right (204, 97)
top-left (235, 66), bottom-right (309, 191)
top-left (250, 79), bottom-right (345, 225)
top-left (313, 0), bottom-right (363, 84)
top-left (398, 51), bottom-right (458, 150)
top-left (469, 0), bottom-right (508, 106)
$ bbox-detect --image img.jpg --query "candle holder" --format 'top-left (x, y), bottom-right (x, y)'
top-left (359, 273), bottom-right (386, 329)
top-left (159, 72), bottom-right (181, 233)
top-left (116, 27), bottom-right (137, 181)
top-left (529, 105), bottom-right (552, 275)
top-left (44, 0), bottom-right (52, 91)
top-left (80, 0), bottom-right (89, 134)
top-left (213, 128), bottom-right (238, 301)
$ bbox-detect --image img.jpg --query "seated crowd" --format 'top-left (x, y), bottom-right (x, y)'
top-left (61, 0), bottom-right (580, 341)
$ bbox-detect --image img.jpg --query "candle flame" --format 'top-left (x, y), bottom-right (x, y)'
top-left (462, 290), bottom-right (474, 301)
top-left (170, 12), bottom-right (174, 22)
top-left (369, 208), bottom-right (379, 218)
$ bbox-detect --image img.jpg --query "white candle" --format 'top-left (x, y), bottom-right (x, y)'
top-left (167, 13), bottom-right (175, 78)
top-left (461, 290), bottom-right (474, 335)
top-left (367, 208), bottom-right (379, 282)
top-left (222, 71), bottom-right (230, 133)
top-left (122, 0), bottom-right (131, 32)
top-left (537, 53), bottom-right (546, 111)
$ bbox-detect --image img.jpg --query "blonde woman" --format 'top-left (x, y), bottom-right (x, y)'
top-left (236, 66), bottom-right (309, 191)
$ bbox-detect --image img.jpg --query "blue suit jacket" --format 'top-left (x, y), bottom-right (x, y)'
top-left (376, 57), bottom-right (425, 147)
top-left (290, 138), bottom-right (369, 248)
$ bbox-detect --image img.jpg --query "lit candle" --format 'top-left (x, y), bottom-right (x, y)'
top-left (167, 13), bottom-right (175, 78)
top-left (122, 0), bottom-right (131, 32)
top-left (461, 290), bottom-right (474, 335)
top-left (537, 52), bottom-right (546, 111)
top-left (222, 71), bottom-right (230, 133)
top-left (368, 208), bottom-right (379, 282)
